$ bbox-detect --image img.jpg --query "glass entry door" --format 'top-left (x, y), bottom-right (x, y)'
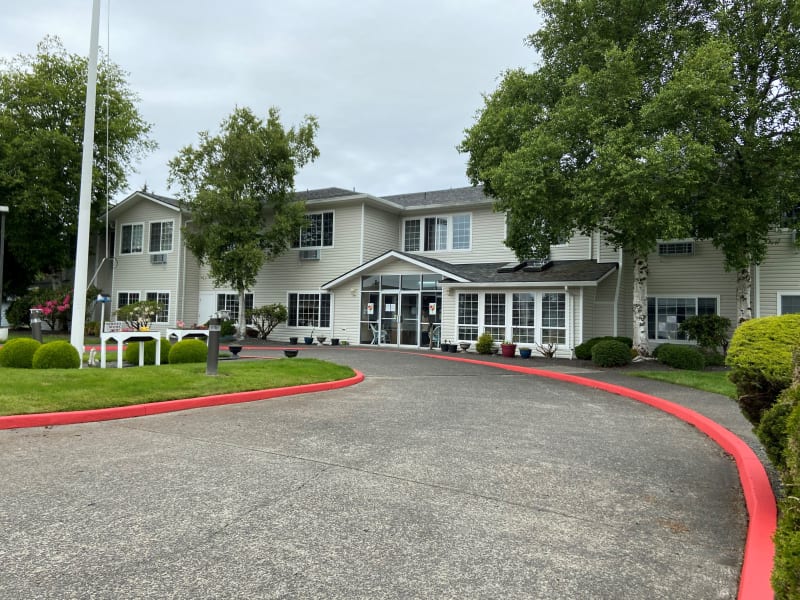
top-left (380, 293), bottom-right (398, 345)
top-left (399, 294), bottom-right (419, 346)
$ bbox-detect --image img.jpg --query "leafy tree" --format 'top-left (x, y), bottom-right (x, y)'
top-left (460, 0), bottom-right (799, 354)
top-left (168, 106), bottom-right (319, 339)
top-left (0, 36), bottom-right (155, 296)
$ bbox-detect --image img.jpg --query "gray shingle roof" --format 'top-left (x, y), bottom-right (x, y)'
top-left (443, 260), bottom-right (618, 284)
top-left (383, 185), bottom-right (491, 208)
top-left (294, 187), bottom-right (360, 201)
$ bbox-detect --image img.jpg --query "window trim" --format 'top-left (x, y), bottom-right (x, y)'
top-left (120, 222), bottom-right (144, 255)
top-left (778, 292), bottom-right (800, 315)
top-left (647, 295), bottom-right (719, 342)
top-left (287, 291), bottom-right (332, 328)
top-left (657, 240), bottom-right (694, 256)
top-left (149, 220), bottom-right (175, 254)
top-left (402, 213), bottom-right (472, 252)
top-left (116, 291), bottom-right (141, 314)
top-left (294, 211), bottom-right (334, 249)
top-left (215, 292), bottom-right (254, 324)
top-left (145, 291), bottom-right (171, 323)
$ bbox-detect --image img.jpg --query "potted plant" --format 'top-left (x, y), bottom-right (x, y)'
top-left (289, 336), bottom-right (298, 344)
top-left (440, 340), bottom-right (451, 352)
top-left (316, 336), bottom-right (327, 344)
top-left (330, 338), bottom-right (340, 346)
top-left (284, 349), bottom-right (299, 358)
top-left (449, 343), bottom-right (458, 353)
top-left (304, 336), bottom-right (314, 344)
top-left (519, 347), bottom-right (532, 359)
top-left (500, 340), bottom-right (517, 358)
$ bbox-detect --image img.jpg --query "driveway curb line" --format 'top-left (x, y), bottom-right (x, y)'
top-left (0, 370), bottom-right (364, 430)
top-left (425, 353), bottom-right (776, 600)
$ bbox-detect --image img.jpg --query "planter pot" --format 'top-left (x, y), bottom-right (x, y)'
top-left (459, 342), bottom-right (471, 352)
top-left (283, 349), bottom-right (299, 358)
top-left (330, 338), bottom-right (340, 346)
top-left (440, 343), bottom-right (450, 352)
top-left (500, 343), bottom-right (517, 358)
top-left (316, 336), bottom-right (327, 344)
top-left (519, 347), bottom-right (532, 359)
top-left (304, 337), bottom-right (314, 345)
top-left (289, 337), bottom-right (298, 345)
top-left (228, 345), bottom-right (242, 358)
top-left (449, 344), bottom-right (458, 353)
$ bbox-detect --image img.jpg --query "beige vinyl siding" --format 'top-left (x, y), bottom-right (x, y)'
top-left (757, 231), bottom-right (800, 316)
top-left (181, 252), bottom-right (201, 324)
top-left (111, 201), bottom-right (181, 331)
top-left (646, 240), bottom-right (737, 333)
top-left (328, 285), bottom-right (361, 345)
top-left (362, 205), bottom-right (398, 262)
top-left (551, 234), bottom-right (592, 260)
top-left (598, 234), bottom-right (621, 263)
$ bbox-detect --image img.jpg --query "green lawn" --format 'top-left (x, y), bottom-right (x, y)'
top-left (0, 358), bottom-right (355, 416)
top-left (626, 369), bottom-right (737, 399)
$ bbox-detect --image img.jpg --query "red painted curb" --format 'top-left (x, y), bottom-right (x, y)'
top-left (0, 370), bottom-right (364, 430)
top-left (425, 353), bottom-right (776, 600)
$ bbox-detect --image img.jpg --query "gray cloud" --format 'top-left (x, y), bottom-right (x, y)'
top-left (1, 0), bottom-right (539, 199)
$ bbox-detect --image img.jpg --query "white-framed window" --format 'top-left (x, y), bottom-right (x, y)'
top-left (149, 220), bottom-right (174, 253)
top-left (216, 293), bottom-right (254, 323)
top-left (294, 211), bottom-right (334, 248)
top-left (457, 293), bottom-right (479, 341)
top-left (657, 241), bottom-right (694, 256)
top-left (117, 291), bottom-right (140, 308)
top-left (512, 293), bottom-right (536, 343)
top-left (120, 223), bottom-right (143, 254)
top-left (403, 214), bottom-right (471, 252)
top-left (145, 292), bottom-right (170, 323)
top-left (288, 292), bottom-right (331, 328)
top-left (779, 293), bottom-right (800, 315)
top-left (647, 296), bottom-right (717, 340)
top-left (456, 291), bottom-right (566, 345)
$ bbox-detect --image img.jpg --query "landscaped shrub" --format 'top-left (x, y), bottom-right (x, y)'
top-left (756, 397), bottom-right (795, 470)
top-left (168, 339), bottom-right (207, 364)
top-left (678, 314), bottom-right (732, 354)
top-left (475, 332), bottom-right (495, 355)
top-left (772, 390), bottom-right (800, 598)
top-left (575, 336), bottom-right (632, 360)
top-left (726, 314), bottom-right (800, 425)
top-left (124, 339), bottom-right (171, 365)
top-left (32, 341), bottom-right (80, 369)
top-left (655, 344), bottom-right (706, 371)
top-left (246, 304), bottom-right (288, 340)
top-left (0, 338), bottom-right (42, 368)
top-left (590, 339), bottom-right (631, 367)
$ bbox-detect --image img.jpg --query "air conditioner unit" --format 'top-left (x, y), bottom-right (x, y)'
top-left (150, 253), bottom-right (167, 265)
top-left (299, 249), bottom-right (321, 261)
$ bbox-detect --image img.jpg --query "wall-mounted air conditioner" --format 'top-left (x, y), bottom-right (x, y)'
top-left (299, 249), bottom-right (321, 261)
top-left (150, 253), bottom-right (167, 265)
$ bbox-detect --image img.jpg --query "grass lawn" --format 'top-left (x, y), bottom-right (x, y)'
top-left (0, 358), bottom-right (355, 416)
top-left (626, 369), bottom-right (737, 399)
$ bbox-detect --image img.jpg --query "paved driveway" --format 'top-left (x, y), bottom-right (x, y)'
top-left (0, 349), bottom-right (747, 599)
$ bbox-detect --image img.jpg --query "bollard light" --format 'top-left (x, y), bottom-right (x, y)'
top-left (30, 308), bottom-right (43, 343)
top-left (205, 310), bottom-right (229, 376)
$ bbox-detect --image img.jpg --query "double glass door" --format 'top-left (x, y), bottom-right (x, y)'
top-left (377, 293), bottom-right (417, 345)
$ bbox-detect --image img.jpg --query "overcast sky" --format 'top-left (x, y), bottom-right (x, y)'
top-left (1, 1), bottom-right (540, 201)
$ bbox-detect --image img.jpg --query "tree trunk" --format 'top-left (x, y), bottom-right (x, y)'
top-left (736, 266), bottom-right (752, 324)
top-left (632, 254), bottom-right (650, 357)
top-left (236, 288), bottom-right (246, 341)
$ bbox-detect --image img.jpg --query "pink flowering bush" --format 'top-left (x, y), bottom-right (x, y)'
top-left (33, 292), bottom-right (71, 331)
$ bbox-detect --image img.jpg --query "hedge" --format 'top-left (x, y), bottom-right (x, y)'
top-left (0, 338), bottom-right (42, 368)
top-left (654, 344), bottom-right (706, 371)
top-left (32, 341), bottom-right (81, 369)
top-left (168, 339), bottom-right (208, 364)
top-left (590, 339), bottom-right (631, 367)
top-left (575, 336), bottom-right (633, 360)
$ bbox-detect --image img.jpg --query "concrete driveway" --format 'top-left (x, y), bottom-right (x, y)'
top-left (0, 348), bottom-right (748, 599)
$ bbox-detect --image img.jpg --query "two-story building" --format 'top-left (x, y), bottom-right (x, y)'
top-left (102, 186), bottom-right (800, 357)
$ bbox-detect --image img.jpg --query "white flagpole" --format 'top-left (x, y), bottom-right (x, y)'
top-left (70, 0), bottom-right (101, 363)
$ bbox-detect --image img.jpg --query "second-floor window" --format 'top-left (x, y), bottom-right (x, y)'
top-left (294, 211), bottom-right (334, 248)
top-left (149, 221), bottom-right (174, 253)
top-left (403, 214), bottom-right (471, 251)
top-left (120, 223), bottom-right (143, 254)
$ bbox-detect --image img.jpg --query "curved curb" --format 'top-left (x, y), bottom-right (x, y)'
top-left (425, 353), bottom-right (775, 600)
top-left (0, 370), bottom-right (364, 430)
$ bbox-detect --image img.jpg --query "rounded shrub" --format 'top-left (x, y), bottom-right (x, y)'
top-left (576, 336), bottom-right (632, 360)
top-left (0, 338), bottom-right (42, 368)
top-left (168, 339), bottom-right (208, 364)
top-left (655, 344), bottom-right (706, 371)
top-left (590, 339), bottom-right (631, 367)
top-left (756, 399), bottom-right (795, 471)
top-left (124, 339), bottom-right (171, 365)
top-left (727, 314), bottom-right (800, 425)
top-left (475, 332), bottom-right (495, 355)
top-left (32, 341), bottom-right (80, 369)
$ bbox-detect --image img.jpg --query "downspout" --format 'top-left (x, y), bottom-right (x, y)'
top-left (753, 263), bottom-right (760, 318)
top-left (360, 202), bottom-right (365, 264)
top-left (177, 213), bottom-right (184, 326)
top-left (613, 247), bottom-right (623, 336)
